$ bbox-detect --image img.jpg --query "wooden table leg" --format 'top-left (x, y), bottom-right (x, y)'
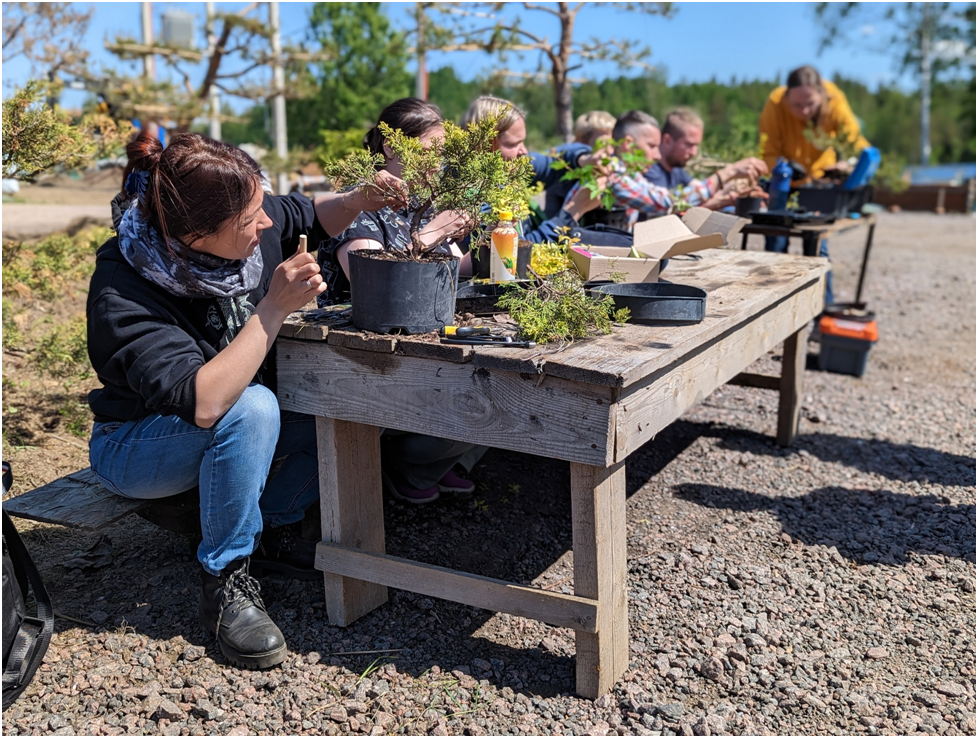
top-left (315, 417), bottom-right (388, 626)
top-left (777, 328), bottom-right (806, 447)
top-left (570, 461), bottom-right (628, 698)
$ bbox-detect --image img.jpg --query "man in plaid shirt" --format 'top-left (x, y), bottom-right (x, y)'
top-left (564, 110), bottom-right (767, 229)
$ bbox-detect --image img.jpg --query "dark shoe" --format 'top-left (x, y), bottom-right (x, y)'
top-left (250, 523), bottom-right (319, 581)
top-left (198, 558), bottom-right (287, 669)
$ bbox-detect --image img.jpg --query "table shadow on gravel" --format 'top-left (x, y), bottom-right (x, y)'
top-left (673, 482), bottom-right (976, 565)
top-left (690, 422), bottom-right (975, 487)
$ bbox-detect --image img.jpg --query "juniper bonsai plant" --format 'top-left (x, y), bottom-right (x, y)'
top-left (325, 112), bottom-right (535, 259)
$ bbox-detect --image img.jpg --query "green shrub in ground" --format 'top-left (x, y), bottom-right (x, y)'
top-left (58, 396), bottom-right (91, 438)
top-left (2, 226), bottom-right (110, 301)
top-left (32, 316), bottom-right (90, 379)
top-left (2, 298), bottom-right (23, 350)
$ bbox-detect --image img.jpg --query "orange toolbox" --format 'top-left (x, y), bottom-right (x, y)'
top-left (818, 309), bottom-right (878, 377)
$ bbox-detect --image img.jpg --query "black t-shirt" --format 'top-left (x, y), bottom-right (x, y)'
top-left (318, 206), bottom-right (432, 305)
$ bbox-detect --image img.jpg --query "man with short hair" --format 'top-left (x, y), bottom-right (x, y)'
top-left (646, 108), bottom-right (768, 209)
top-left (565, 110), bottom-right (736, 228)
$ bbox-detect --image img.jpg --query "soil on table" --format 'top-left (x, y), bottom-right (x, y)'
top-left (1, 212), bottom-right (974, 737)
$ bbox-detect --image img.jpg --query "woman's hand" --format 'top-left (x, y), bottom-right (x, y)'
top-left (578, 145), bottom-right (616, 175)
top-left (313, 171), bottom-right (408, 237)
top-left (419, 210), bottom-right (474, 246)
top-left (259, 251), bottom-right (326, 322)
top-left (350, 170), bottom-right (409, 212)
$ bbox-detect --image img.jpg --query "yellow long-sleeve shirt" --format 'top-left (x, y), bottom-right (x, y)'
top-left (758, 80), bottom-right (870, 181)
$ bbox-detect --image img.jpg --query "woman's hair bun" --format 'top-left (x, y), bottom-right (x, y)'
top-left (126, 130), bottom-right (164, 172)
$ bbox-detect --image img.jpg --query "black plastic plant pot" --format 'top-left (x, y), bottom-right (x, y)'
top-left (735, 196), bottom-right (764, 218)
top-left (591, 281), bottom-right (707, 325)
top-left (580, 207), bottom-right (631, 231)
top-left (348, 250), bottom-right (460, 334)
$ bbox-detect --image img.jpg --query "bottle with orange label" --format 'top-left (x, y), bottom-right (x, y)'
top-left (489, 210), bottom-right (519, 283)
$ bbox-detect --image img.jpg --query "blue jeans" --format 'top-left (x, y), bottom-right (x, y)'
top-left (89, 384), bottom-right (319, 576)
top-left (764, 236), bottom-right (835, 306)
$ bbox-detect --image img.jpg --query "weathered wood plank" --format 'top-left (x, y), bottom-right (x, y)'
top-left (395, 338), bottom-right (473, 363)
top-left (279, 341), bottom-right (617, 466)
top-left (315, 542), bottom-right (599, 633)
top-left (777, 328), bottom-right (807, 447)
top-left (1, 468), bottom-right (148, 531)
top-left (536, 250), bottom-right (827, 388)
top-left (315, 418), bottom-right (388, 626)
top-left (571, 461), bottom-right (629, 699)
top-left (612, 276), bottom-right (824, 462)
top-left (728, 372), bottom-right (781, 390)
top-left (326, 329), bottom-right (398, 353)
top-left (469, 345), bottom-right (549, 375)
top-left (279, 305), bottom-right (352, 340)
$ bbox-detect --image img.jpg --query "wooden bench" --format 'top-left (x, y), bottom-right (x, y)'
top-left (2, 469), bottom-right (199, 533)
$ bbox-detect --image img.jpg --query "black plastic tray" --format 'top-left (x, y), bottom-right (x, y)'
top-left (591, 281), bottom-right (707, 325)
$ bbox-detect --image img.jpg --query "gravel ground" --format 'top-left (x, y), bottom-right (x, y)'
top-left (3, 212), bottom-right (974, 736)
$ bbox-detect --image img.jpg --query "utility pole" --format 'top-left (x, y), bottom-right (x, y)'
top-left (141, 2), bottom-right (156, 80)
top-left (415, 3), bottom-right (428, 100)
top-left (919, 5), bottom-right (932, 165)
top-left (269, 1), bottom-right (289, 195)
top-left (206, 2), bottom-right (221, 141)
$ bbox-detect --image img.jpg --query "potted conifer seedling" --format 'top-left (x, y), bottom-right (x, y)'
top-left (326, 114), bottom-right (534, 334)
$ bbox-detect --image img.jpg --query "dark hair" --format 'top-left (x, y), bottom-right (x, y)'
top-left (612, 110), bottom-right (660, 141)
top-left (363, 98), bottom-right (444, 159)
top-left (786, 65), bottom-right (825, 94)
top-left (122, 131), bottom-right (262, 247)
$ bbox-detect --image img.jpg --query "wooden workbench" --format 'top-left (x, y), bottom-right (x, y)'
top-left (276, 248), bottom-right (828, 698)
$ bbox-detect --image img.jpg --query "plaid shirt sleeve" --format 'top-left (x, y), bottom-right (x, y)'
top-left (609, 171), bottom-right (716, 215)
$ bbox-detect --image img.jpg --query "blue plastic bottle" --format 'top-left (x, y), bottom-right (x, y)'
top-left (769, 157), bottom-right (792, 211)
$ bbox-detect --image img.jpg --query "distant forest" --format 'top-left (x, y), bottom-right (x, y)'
top-left (218, 67), bottom-right (977, 167)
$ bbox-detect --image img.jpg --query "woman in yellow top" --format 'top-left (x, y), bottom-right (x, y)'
top-left (759, 65), bottom-right (871, 181)
top-left (758, 65), bottom-right (871, 305)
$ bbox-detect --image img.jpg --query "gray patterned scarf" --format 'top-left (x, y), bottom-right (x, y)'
top-left (117, 200), bottom-right (263, 299)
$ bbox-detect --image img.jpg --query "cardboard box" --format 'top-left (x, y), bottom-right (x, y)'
top-left (569, 208), bottom-right (741, 282)
top-left (568, 244), bottom-right (660, 282)
top-left (680, 207), bottom-right (749, 247)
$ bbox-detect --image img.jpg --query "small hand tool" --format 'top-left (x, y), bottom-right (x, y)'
top-left (441, 325), bottom-right (491, 337)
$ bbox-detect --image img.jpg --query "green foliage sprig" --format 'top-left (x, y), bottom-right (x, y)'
top-left (551, 140), bottom-right (649, 209)
top-left (497, 269), bottom-right (630, 345)
top-left (2, 81), bottom-right (132, 181)
top-left (326, 112), bottom-right (534, 258)
top-left (530, 227), bottom-right (579, 276)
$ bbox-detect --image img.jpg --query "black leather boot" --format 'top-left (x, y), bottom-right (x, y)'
top-left (250, 523), bottom-right (318, 581)
top-left (198, 558), bottom-right (287, 669)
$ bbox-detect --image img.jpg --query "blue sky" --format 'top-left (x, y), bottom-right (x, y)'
top-left (2, 1), bottom-right (973, 112)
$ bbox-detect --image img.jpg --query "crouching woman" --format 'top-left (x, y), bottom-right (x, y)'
top-left (87, 132), bottom-right (330, 669)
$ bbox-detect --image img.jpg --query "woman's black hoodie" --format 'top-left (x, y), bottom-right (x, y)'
top-left (87, 192), bottom-right (328, 426)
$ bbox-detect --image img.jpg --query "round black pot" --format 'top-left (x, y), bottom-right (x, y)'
top-left (349, 250), bottom-right (460, 334)
top-left (735, 196), bottom-right (764, 218)
top-left (580, 207), bottom-right (631, 231)
top-left (591, 281), bottom-right (707, 325)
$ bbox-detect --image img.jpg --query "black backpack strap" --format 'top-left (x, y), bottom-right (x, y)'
top-left (2, 511), bottom-right (54, 709)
